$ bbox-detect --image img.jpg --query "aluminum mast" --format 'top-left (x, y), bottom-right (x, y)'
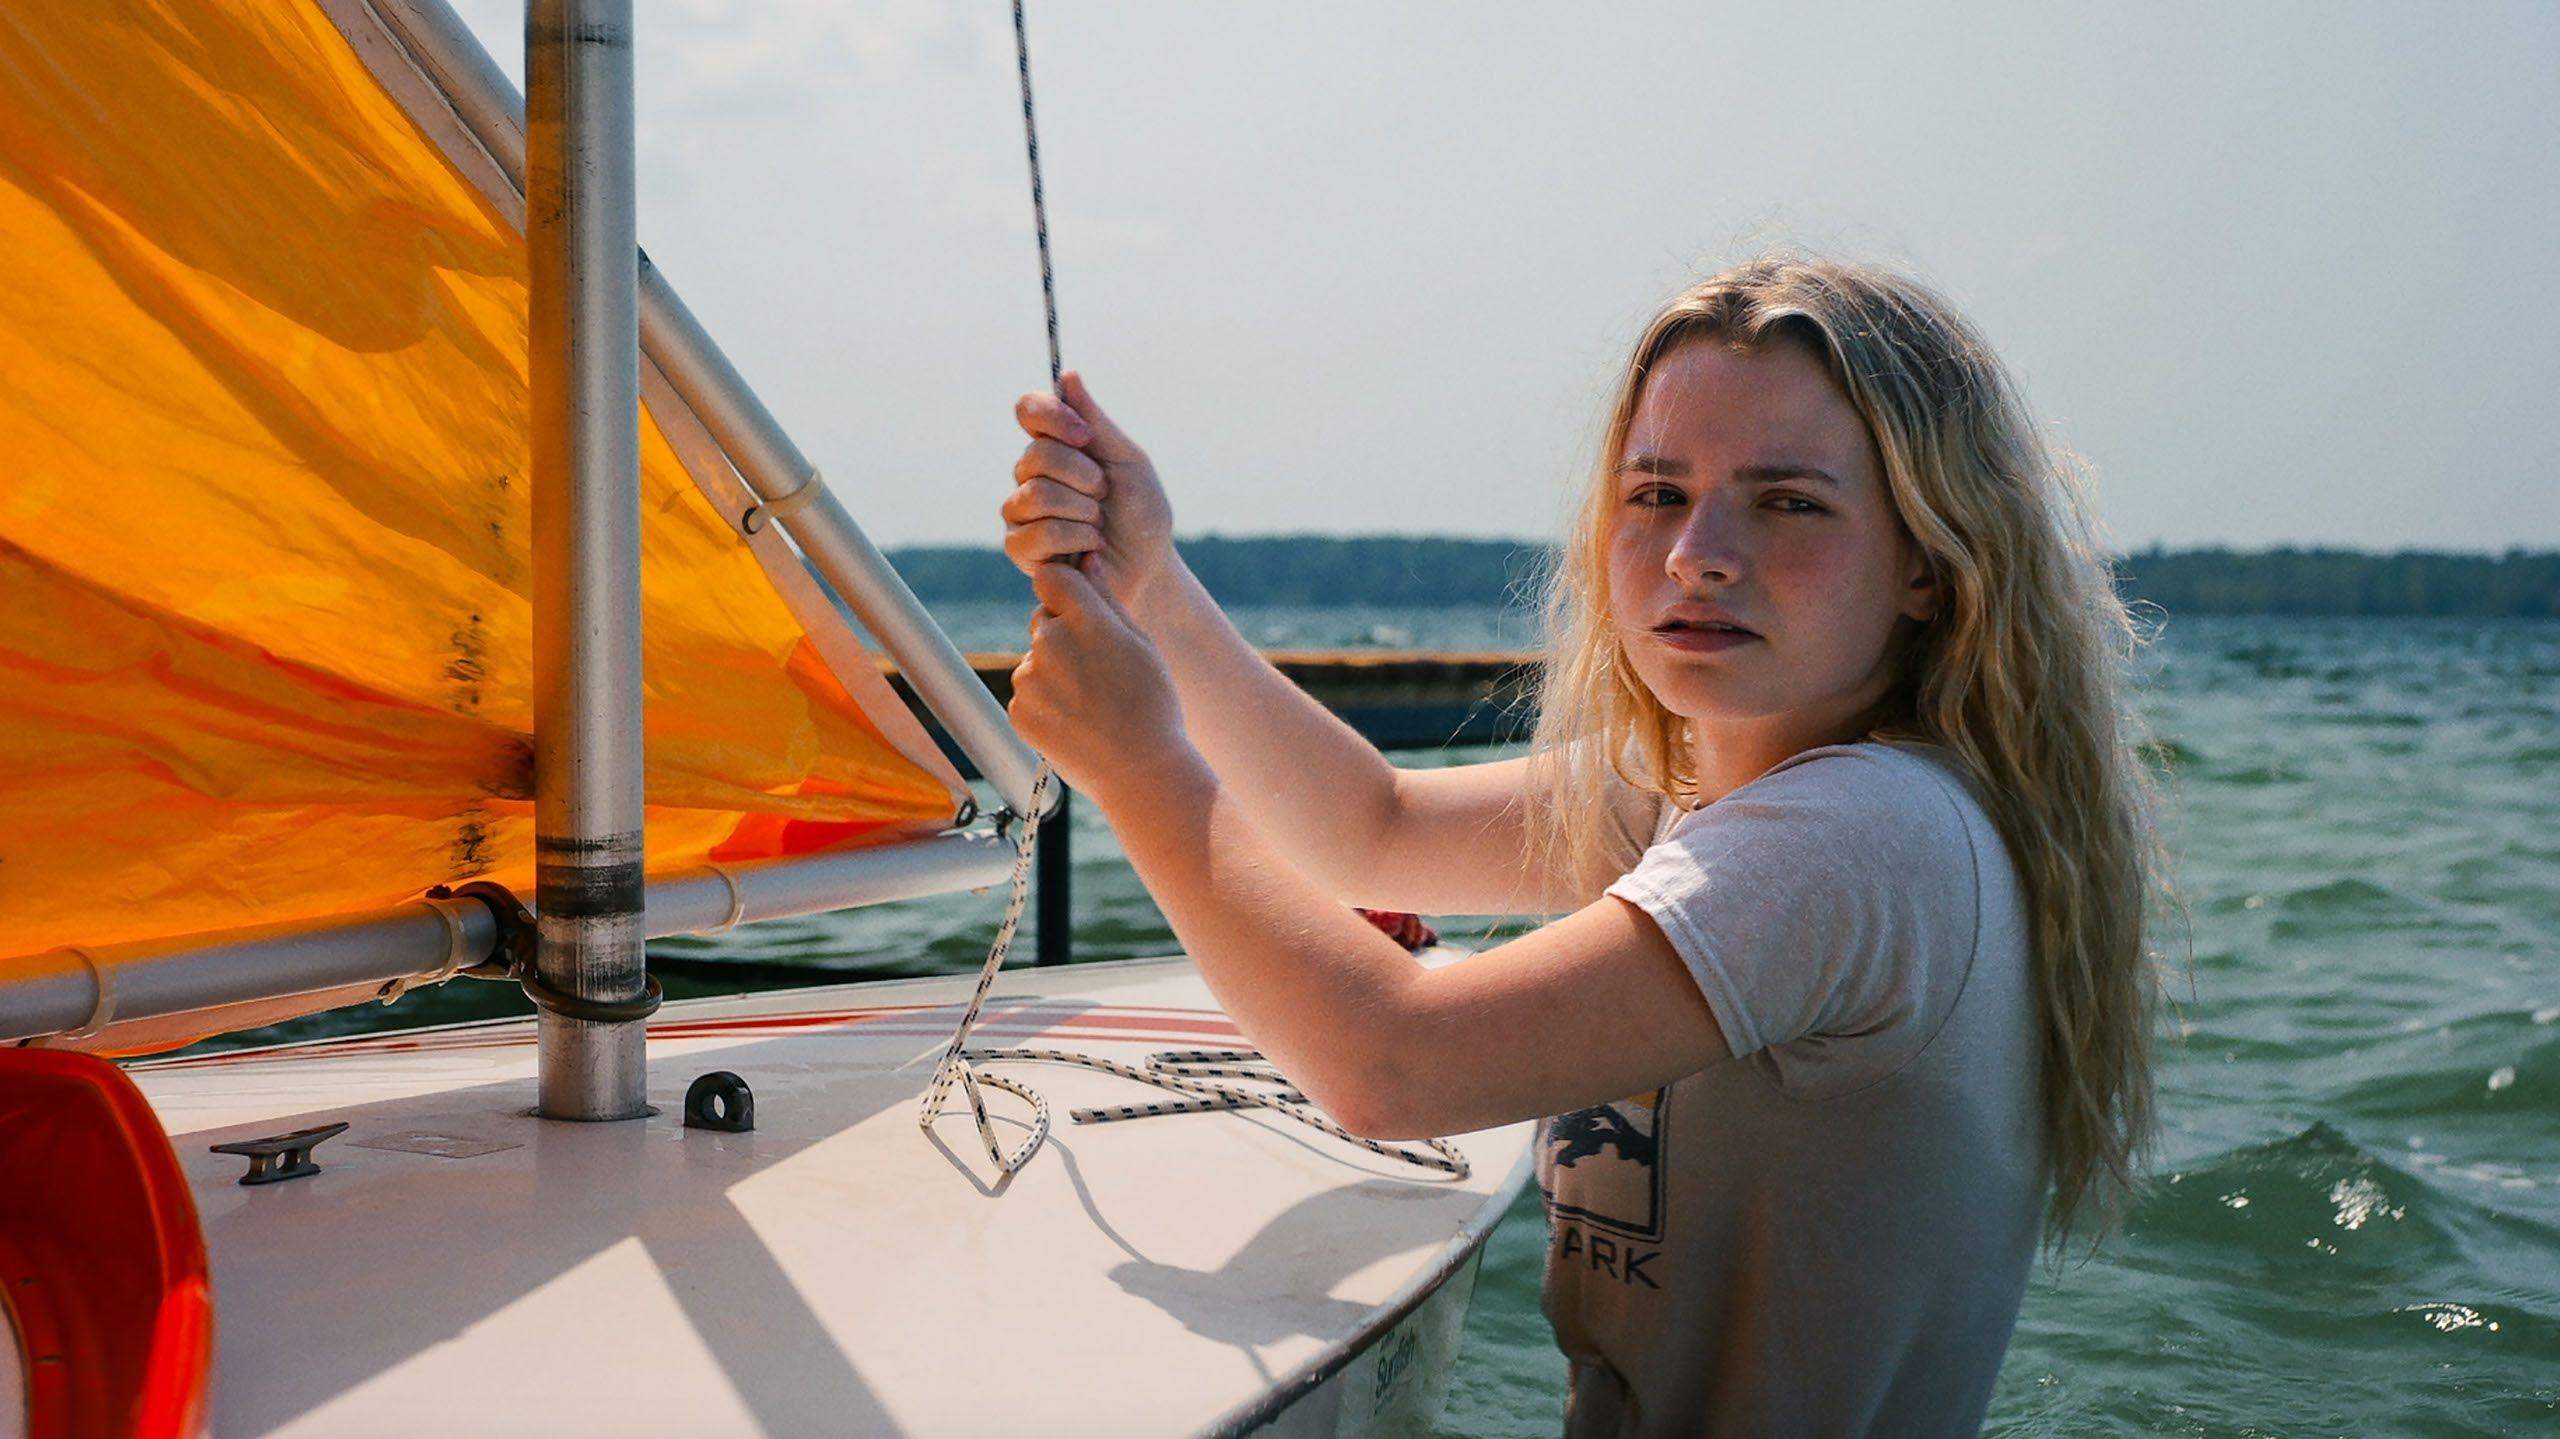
top-left (526, 0), bottom-right (647, 1121)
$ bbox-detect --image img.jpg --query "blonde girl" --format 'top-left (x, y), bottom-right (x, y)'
top-left (998, 253), bottom-right (2162, 1438)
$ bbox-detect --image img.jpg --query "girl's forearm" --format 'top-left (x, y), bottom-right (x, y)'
top-left (1090, 747), bottom-right (1418, 1130)
top-left (1126, 556), bottom-right (1406, 901)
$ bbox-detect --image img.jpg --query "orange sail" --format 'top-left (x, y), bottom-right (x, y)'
top-left (0, 3), bottom-right (967, 970)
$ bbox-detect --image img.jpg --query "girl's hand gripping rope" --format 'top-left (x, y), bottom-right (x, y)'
top-left (1007, 372), bottom-right (1176, 614)
top-left (1009, 555), bottom-right (1189, 805)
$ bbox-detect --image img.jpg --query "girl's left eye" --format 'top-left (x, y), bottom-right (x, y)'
top-left (1766, 494), bottom-right (1826, 515)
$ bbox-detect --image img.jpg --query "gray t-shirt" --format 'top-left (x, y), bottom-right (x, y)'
top-left (1538, 741), bottom-right (2047, 1438)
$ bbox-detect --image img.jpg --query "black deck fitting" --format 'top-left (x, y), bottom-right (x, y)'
top-left (684, 1072), bottom-right (755, 1133)
top-left (211, 1121), bottom-right (350, 1186)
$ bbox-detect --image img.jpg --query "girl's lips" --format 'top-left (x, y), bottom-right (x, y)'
top-left (1651, 625), bottom-right (1760, 653)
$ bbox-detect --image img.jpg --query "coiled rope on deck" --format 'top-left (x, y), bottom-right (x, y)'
top-left (914, 4), bottom-right (1465, 1184)
top-left (911, 737), bottom-right (1469, 1180)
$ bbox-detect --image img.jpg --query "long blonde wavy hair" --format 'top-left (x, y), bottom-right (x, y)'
top-left (1525, 253), bottom-right (2168, 1255)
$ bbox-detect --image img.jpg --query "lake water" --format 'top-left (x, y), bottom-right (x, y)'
top-left (209, 610), bottom-right (2560, 1434)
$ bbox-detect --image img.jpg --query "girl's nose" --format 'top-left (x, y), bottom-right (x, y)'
top-left (1666, 499), bottom-right (1745, 589)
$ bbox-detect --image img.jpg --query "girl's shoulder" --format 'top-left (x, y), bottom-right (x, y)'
top-left (1605, 738), bottom-right (2013, 1081)
top-left (1651, 739), bottom-right (1988, 849)
top-left (1763, 738), bottom-right (1988, 817)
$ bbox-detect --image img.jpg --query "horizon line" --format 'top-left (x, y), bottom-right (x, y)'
top-left (877, 534), bottom-right (2560, 561)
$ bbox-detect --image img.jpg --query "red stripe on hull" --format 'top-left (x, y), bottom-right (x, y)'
top-left (136, 1003), bottom-right (1240, 1070)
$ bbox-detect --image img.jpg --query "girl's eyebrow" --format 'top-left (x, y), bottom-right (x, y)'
top-left (1616, 452), bottom-right (1687, 477)
top-left (1615, 453), bottom-right (1844, 486)
top-left (1734, 462), bottom-right (1843, 487)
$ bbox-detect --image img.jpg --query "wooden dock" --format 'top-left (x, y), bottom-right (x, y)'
top-left (881, 650), bottom-right (1542, 770)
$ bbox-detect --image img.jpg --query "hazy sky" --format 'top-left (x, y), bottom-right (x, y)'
top-left (447, 1), bottom-right (2560, 552)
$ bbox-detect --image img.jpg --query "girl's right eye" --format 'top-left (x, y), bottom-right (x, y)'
top-left (1628, 486), bottom-right (1684, 509)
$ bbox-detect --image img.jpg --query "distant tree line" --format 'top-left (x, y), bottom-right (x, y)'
top-left (883, 536), bottom-right (2560, 619)
top-left (884, 536), bottom-right (1549, 611)
top-left (2111, 546), bottom-right (2558, 618)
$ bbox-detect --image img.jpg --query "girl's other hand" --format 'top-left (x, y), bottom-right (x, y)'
top-left (1009, 555), bottom-right (1189, 801)
top-left (1006, 372), bottom-right (1176, 612)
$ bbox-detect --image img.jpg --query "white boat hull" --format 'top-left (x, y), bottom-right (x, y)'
top-left (121, 954), bottom-right (1535, 1437)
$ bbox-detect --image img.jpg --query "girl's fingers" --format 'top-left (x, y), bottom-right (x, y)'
top-left (1003, 517), bottom-right (1100, 569)
top-left (1075, 550), bottom-right (1135, 621)
top-left (1013, 438), bottom-right (1104, 494)
top-left (1001, 476), bottom-right (1101, 528)
top-left (1029, 554), bottom-right (1115, 625)
top-left (1025, 557), bottom-right (1081, 617)
top-left (1056, 372), bottom-right (1142, 463)
top-left (1013, 390), bottom-right (1093, 446)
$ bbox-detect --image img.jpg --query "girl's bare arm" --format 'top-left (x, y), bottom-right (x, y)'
top-left (1130, 558), bottom-right (1590, 915)
top-left (1004, 563), bottom-right (1724, 1138)
top-left (1009, 376), bottom-right (1596, 914)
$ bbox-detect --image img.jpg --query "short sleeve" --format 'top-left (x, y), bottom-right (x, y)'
top-left (1602, 745), bottom-right (1985, 1098)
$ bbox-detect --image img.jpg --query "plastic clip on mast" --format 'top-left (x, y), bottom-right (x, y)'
top-left (526, 0), bottom-right (650, 1121)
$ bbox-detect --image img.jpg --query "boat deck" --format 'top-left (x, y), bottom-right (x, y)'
top-left (126, 954), bottom-right (1535, 1437)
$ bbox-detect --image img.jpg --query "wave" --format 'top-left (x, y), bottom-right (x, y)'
top-left (2138, 1122), bottom-right (2452, 1256)
top-left (2121, 1126), bottom-right (2560, 1360)
top-left (2131, 1124), bottom-right (2560, 1289)
top-left (2277, 706), bottom-right (2431, 729)
top-left (2000, 1121), bottom-right (2560, 1435)
top-left (2274, 877), bottom-right (2403, 912)
top-left (2138, 736), bottom-right (2203, 771)
top-left (2256, 876), bottom-right (2484, 940)
top-left (2201, 760), bottom-right (2310, 786)
top-left (2324, 1013), bottom-right (2560, 1123)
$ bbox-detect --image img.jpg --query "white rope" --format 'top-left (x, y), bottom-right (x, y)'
top-left (917, 764), bottom-right (1058, 1174)
top-left (915, 3), bottom-right (1463, 1185)
top-left (969, 1046), bottom-right (1470, 1178)
top-left (1011, 0), bottom-right (1063, 392)
top-left (912, 765), bottom-right (1468, 1182)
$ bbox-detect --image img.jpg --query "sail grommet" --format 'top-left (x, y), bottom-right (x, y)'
top-left (739, 469), bottom-right (826, 535)
top-left (684, 1071), bottom-right (755, 1132)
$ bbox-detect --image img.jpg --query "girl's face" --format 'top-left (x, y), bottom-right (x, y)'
top-left (1605, 336), bottom-right (1935, 745)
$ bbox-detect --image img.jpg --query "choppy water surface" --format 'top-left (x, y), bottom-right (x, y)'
top-left (1962, 615), bottom-right (2560, 1438)
top-left (220, 612), bottom-right (2560, 1433)
top-left (1434, 614), bottom-right (2560, 1436)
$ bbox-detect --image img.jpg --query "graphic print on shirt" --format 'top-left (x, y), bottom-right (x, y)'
top-left (1540, 1088), bottom-right (1668, 1242)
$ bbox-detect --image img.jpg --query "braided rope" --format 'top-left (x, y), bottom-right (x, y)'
top-left (911, 773), bottom-right (1467, 1182)
top-left (915, 3), bottom-right (1462, 1186)
top-left (913, 2), bottom-right (1074, 1177)
top-left (917, 764), bottom-right (1057, 1174)
top-left (968, 1047), bottom-right (1470, 1179)
top-left (1012, 0), bottom-right (1063, 392)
